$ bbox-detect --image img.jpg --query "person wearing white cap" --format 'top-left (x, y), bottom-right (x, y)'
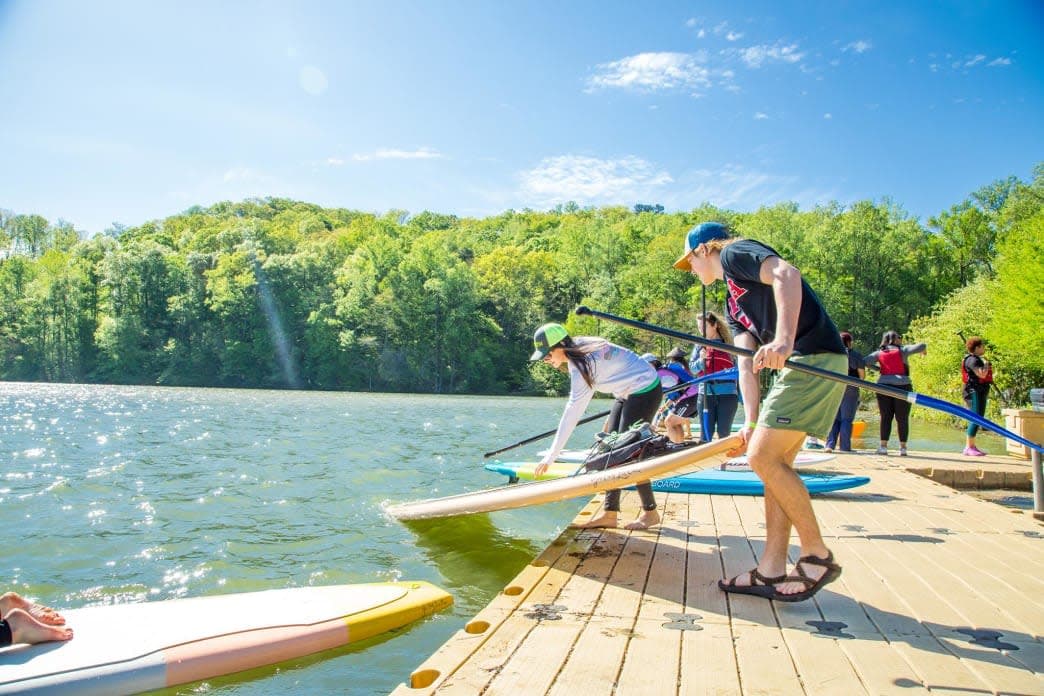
top-left (673, 222), bottom-right (847, 602)
top-left (530, 322), bottom-right (662, 530)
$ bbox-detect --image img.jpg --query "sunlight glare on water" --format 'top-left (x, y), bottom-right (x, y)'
top-left (0, 382), bottom-right (591, 694)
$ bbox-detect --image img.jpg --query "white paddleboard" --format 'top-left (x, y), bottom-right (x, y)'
top-left (386, 436), bottom-right (741, 521)
top-left (719, 451), bottom-right (836, 471)
top-left (0, 581), bottom-right (451, 695)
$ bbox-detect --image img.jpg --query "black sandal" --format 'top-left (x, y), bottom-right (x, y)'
top-left (770, 551), bottom-right (842, 603)
top-left (718, 568), bottom-right (786, 598)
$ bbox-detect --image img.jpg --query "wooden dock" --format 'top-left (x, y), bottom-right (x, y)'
top-left (392, 450), bottom-right (1043, 695)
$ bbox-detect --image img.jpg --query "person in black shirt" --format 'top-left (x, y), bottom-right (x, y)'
top-left (961, 336), bottom-right (992, 456)
top-left (674, 222), bottom-right (845, 602)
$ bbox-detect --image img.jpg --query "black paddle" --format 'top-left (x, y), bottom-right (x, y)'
top-left (574, 305), bottom-right (1043, 454)
top-left (483, 409), bottom-right (611, 459)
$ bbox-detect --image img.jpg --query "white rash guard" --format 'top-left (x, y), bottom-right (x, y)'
top-left (541, 338), bottom-right (658, 465)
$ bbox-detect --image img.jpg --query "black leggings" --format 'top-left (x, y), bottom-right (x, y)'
top-left (603, 386), bottom-right (662, 512)
top-left (876, 387), bottom-right (912, 443)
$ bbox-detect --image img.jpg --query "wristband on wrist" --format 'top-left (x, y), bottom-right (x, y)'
top-left (746, 421), bottom-right (757, 429)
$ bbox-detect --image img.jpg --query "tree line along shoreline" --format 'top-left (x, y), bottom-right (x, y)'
top-left (1, 164), bottom-right (1041, 427)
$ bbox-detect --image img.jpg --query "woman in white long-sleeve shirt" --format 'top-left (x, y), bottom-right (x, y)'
top-left (531, 322), bottom-right (662, 530)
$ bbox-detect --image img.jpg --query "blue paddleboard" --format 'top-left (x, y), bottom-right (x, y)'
top-left (642, 469), bottom-right (869, 495)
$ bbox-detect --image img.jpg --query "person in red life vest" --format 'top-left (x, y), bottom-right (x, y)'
top-left (961, 336), bottom-right (993, 456)
top-left (674, 221), bottom-right (846, 603)
top-left (864, 330), bottom-right (926, 456)
top-left (824, 331), bottom-right (865, 452)
top-left (689, 311), bottom-right (739, 442)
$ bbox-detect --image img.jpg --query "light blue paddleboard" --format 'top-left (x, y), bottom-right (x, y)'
top-left (484, 461), bottom-right (869, 496)
top-left (643, 469), bottom-right (869, 496)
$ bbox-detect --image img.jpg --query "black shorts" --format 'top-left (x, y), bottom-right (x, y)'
top-left (668, 396), bottom-right (700, 418)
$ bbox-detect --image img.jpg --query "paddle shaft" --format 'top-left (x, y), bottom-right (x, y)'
top-left (483, 409), bottom-right (610, 458)
top-left (483, 368), bottom-right (726, 459)
top-left (575, 306), bottom-right (1043, 454)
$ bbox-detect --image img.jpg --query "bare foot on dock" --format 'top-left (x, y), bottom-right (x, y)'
top-left (624, 509), bottom-right (660, 530)
top-left (4, 608), bottom-right (74, 644)
top-left (0, 592), bottom-right (65, 626)
top-left (571, 511), bottom-right (619, 529)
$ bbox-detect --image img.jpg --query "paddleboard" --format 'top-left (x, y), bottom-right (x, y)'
top-left (484, 461), bottom-right (867, 496)
top-left (522, 450), bottom-right (835, 473)
top-left (386, 436), bottom-right (742, 521)
top-left (645, 469), bottom-right (869, 496)
top-left (0, 581), bottom-right (451, 696)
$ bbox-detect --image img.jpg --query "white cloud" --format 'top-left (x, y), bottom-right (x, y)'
top-left (725, 31), bottom-right (744, 41)
top-left (964, 54), bottom-right (986, 68)
top-left (223, 166), bottom-right (264, 183)
top-left (754, 112), bottom-right (769, 120)
top-left (684, 17), bottom-right (706, 38)
top-left (738, 42), bottom-right (805, 68)
top-left (842, 40), bottom-right (872, 54)
top-left (824, 113), bottom-right (833, 119)
top-left (988, 57), bottom-right (1012, 67)
top-left (299, 65), bottom-right (328, 96)
top-left (587, 52), bottom-right (711, 91)
top-left (518, 155), bottom-right (672, 206)
top-left (352, 147), bottom-right (444, 162)
top-left (666, 165), bottom-right (840, 211)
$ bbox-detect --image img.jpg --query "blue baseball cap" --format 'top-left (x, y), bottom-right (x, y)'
top-left (673, 221), bottom-right (730, 270)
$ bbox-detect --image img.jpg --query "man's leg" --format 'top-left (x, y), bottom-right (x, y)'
top-left (747, 427), bottom-right (830, 583)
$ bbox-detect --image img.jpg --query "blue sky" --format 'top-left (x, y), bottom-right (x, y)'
top-left (1, 0), bottom-right (1041, 235)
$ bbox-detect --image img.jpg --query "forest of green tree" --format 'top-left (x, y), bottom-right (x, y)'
top-left (2, 164), bottom-right (1041, 423)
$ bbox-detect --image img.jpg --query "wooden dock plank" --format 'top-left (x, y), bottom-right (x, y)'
top-left (731, 625), bottom-right (805, 695)
top-left (777, 626), bottom-right (869, 695)
top-left (678, 621), bottom-right (742, 695)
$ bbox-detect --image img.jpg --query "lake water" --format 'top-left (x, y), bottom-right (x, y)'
top-left (0, 382), bottom-right (1013, 694)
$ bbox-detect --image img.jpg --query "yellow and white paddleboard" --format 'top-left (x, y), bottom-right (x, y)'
top-left (386, 436), bottom-right (741, 521)
top-left (0, 581), bottom-right (451, 695)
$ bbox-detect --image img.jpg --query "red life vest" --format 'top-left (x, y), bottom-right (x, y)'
top-left (961, 354), bottom-right (993, 385)
top-left (876, 347), bottom-right (907, 376)
top-left (698, 348), bottom-right (735, 376)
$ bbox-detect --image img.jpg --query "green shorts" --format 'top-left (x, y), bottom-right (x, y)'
top-left (758, 353), bottom-right (848, 436)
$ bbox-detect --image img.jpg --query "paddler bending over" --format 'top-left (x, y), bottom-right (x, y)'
top-left (0, 591), bottom-right (74, 646)
top-left (673, 221), bottom-right (846, 602)
top-left (531, 322), bottom-right (662, 530)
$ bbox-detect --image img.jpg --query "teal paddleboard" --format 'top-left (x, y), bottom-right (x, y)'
top-left (484, 461), bottom-right (869, 496)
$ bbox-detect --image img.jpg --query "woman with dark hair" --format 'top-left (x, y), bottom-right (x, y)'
top-left (961, 336), bottom-right (993, 456)
top-left (864, 330), bottom-right (926, 456)
top-left (531, 322), bottom-right (662, 530)
top-left (824, 332), bottom-right (864, 452)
